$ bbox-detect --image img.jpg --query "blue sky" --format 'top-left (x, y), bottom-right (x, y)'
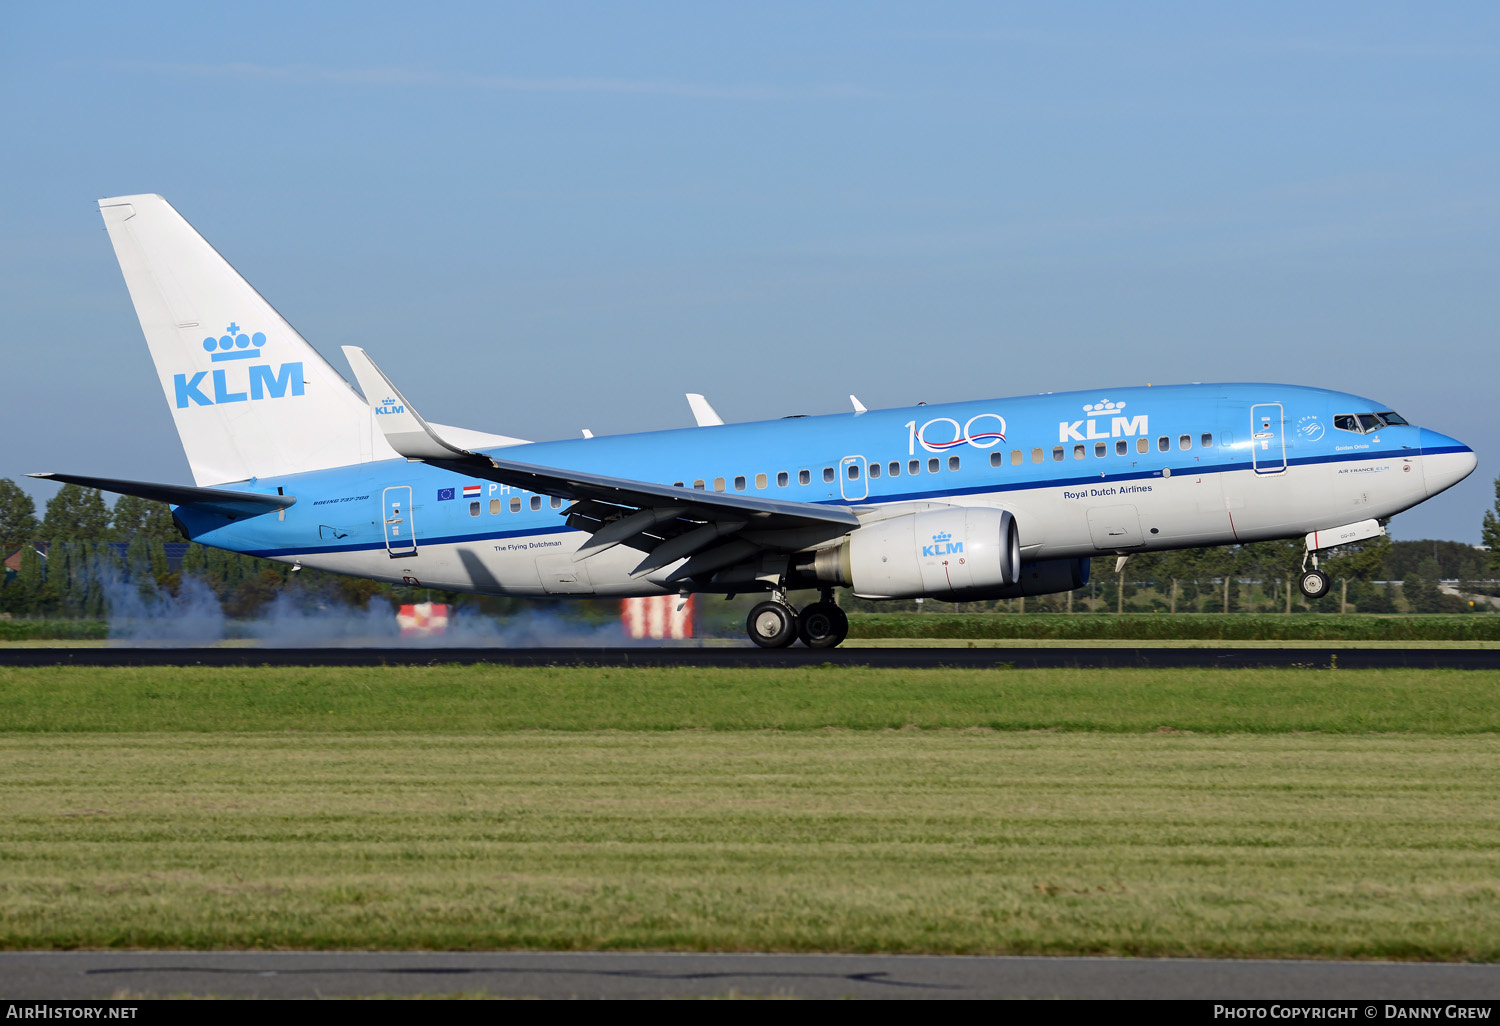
top-left (2, 2), bottom-right (1496, 541)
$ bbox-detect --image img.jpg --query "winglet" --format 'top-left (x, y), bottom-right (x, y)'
top-left (850, 394), bottom-right (867, 414)
top-left (686, 393), bottom-right (725, 427)
top-left (342, 347), bottom-right (473, 461)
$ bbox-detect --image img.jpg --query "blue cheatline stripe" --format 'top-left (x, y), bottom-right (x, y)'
top-left (234, 446), bottom-right (1432, 560)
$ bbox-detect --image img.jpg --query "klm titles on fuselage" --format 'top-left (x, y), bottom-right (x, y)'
top-left (1059, 400), bottom-right (1148, 443)
top-left (174, 325), bottom-right (304, 409)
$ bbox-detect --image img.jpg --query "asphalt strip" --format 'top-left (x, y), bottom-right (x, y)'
top-left (5, 951), bottom-right (1500, 1000)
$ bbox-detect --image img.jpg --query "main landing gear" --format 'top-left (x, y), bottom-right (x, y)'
top-left (747, 589), bottom-right (849, 649)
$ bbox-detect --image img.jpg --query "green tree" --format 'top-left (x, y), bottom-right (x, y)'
top-left (40, 485), bottom-right (112, 542)
top-left (1401, 557), bottom-right (1462, 613)
top-left (1483, 476), bottom-right (1500, 577)
top-left (0, 479), bottom-right (39, 557)
top-left (13, 542), bottom-right (44, 616)
top-left (1321, 533), bottom-right (1392, 613)
top-left (112, 495), bottom-right (179, 543)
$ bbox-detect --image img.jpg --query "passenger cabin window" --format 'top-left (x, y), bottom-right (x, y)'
top-left (1137, 438), bottom-right (1149, 454)
top-left (531, 495), bottom-right (541, 510)
top-left (714, 477), bottom-right (726, 492)
top-left (927, 458), bottom-right (939, 473)
top-left (777, 472), bottom-right (789, 487)
top-left (822, 467), bottom-right (835, 483)
top-left (1201, 433), bottom-right (1213, 448)
top-left (846, 463), bottom-right (861, 480)
top-left (909, 459), bottom-right (921, 474)
top-left (551, 496), bottom-right (562, 508)
top-left (693, 479), bottom-right (705, 490)
top-left (1011, 449), bottom-right (1023, 466)
top-left (1179, 434), bottom-right (1191, 450)
top-left (889, 461), bottom-right (900, 477)
top-left (755, 473), bottom-right (767, 489)
top-left (1158, 436), bottom-right (1170, 452)
top-left (470, 501), bottom-right (480, 517)
top-left (1052, 446), bottom-right (1064, 461)
top-left (1074, 445), bottom-right (1085, 460)
top-left (948, 456), bottom-right (960, 471)
top-left (868, 463), bottom-right (880, 479)
top-left (734, 476), bottom-right (746, 490)
top-left (510, 497), bottom-right (521, 512)
top-left (990, 452), bottom-right (1003, 468)
top-left (673, 481), bottom-right (684, 488)
top-left (1116, 440), bottom-right (1128, 456)
top-left (799, 470), bottom-right (811, 485)
top-left (490, 499), bottom-right (501, 515)
top-left (1095, 442), bottom-right (1106, 457)
top-left (1031, 448), bottom-right (1043, 463)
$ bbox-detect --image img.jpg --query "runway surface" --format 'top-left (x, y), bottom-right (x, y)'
top-left (6, 951), bottom-right (1500, 1000)
top-left (3, 646), bottom-right (1500, 668)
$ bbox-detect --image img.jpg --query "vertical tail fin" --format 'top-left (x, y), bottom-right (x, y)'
top-left (99, 194), bottom-right (387, 485)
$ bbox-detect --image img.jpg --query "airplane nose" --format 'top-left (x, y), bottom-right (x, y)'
top-left (1419, 429), bottom-right (1478, 498)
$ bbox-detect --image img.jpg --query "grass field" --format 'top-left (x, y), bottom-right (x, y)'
top-left (1, 665), bottom-right (1498, 958)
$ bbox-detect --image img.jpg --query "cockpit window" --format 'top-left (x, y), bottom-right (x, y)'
top-left (1334, 412), bottom-right (1403, 434)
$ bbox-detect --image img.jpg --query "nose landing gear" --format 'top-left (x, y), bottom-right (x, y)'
top-left (1298, 548), bottom-right (1331, 600)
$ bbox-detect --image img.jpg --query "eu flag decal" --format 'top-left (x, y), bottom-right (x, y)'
top-left (437, 487), bottom-right (455, 501)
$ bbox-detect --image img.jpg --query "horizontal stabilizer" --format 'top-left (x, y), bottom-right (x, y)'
top-left (27, 472), bottom-right (295, 518)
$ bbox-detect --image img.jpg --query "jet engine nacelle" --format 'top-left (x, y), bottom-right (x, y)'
top-left (847, 507), bottom-right (1020, 600)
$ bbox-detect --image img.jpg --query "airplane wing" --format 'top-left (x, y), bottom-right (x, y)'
top-left (342, 348), bottom-right (858, 579)
top-left (27, 472), bottom-right (294, 519)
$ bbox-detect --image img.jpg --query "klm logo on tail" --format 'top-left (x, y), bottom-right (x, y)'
top-left (174, 324), bottom-right (304, 408)
top-left (922, 531), bottom-right (964, 557)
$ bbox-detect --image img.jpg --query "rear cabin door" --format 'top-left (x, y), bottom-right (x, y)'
top-left (1250, 403), bottom-right (1287, 475)
top-left (383, 485), bottom-right (417, 557)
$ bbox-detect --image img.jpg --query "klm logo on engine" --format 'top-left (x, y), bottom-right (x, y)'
top-left (922, 531), bottom-right (963, 557)
top-left (1059, 399), bottom-right (1148, 443)
top-left (174, 324), bottom-right (304, 408)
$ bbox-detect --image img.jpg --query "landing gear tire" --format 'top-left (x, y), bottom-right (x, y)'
top-left (1298, 569), bottom-right (1331, 600)
top-left (797, 602), bottom-right (849, 649)
top-left (747, 601), bottom-right (797, 648)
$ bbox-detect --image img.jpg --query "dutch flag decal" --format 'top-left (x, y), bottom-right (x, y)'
top-left (463, 485), bottom-right (481, 498)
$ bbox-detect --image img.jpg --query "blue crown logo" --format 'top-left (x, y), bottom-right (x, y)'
top-left (381, 397), bottom-right (397, 406)
top-left (932, 531), bottom-right (952, 543)
top-left (201, 323), bottom-right (267, 363)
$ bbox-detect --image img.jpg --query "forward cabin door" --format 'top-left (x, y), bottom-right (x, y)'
top-left (1250, 403), bottom-right (1287, 475)
top-left (383, 485), bottom-right (418, 557)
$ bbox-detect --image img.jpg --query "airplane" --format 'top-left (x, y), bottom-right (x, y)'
top-left (30, 194), bottom-right (1478, 649)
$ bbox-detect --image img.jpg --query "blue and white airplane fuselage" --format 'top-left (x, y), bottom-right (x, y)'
top-left (31, 195), bottom-right (1477, 648)
top-left (178, 384), bottom-right (1471, 595)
